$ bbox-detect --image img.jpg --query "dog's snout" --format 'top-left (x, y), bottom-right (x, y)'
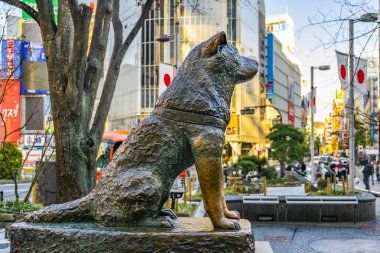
top-left (243, 57), bottom-right (258, 77)
top-left (236, 56), bottom-right (258, 83)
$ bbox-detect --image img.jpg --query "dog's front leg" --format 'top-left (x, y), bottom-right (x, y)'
top-left (190, 132), bottom-right (240, 230)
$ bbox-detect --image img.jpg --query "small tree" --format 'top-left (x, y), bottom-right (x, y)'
top-left (0, 143), bottom-right (22, 180)
top-left (234, 160), bottom-right (257, 175)
top-left (268, 124), bottom-right (309, 164)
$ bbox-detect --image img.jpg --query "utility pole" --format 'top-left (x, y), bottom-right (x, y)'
top-left (309, 65), bottom-right (330, 184)
top-left (310, 67), bottom-right (315, 183)
top-left (349, 19), bottom-right (355, 194)
top-left (378, 0), bottom-right (380, 162)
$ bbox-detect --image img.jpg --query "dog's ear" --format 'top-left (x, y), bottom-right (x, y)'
top-left (201, 32), bottom-right (227, 57)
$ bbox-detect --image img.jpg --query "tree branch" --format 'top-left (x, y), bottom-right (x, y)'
top-left (82, 0), bottom-right (112, 128)
top-left (0, 0), bottom-right (40, 24)
top-left (90, 0), bottom-right (155, 146)
top-left (36, 0), bottom-right (57, 35)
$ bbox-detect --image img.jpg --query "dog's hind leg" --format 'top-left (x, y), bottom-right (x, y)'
top-left (189, 128), bottom-right (240, 230)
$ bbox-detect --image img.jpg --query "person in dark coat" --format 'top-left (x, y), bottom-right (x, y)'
top-left (363, 159), bottom-right (373, 191)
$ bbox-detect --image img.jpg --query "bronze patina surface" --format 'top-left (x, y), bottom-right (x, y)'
top-left (9, 218), bottom-right (255, 253)
top-left (25, 32), bottom-right (258, 230)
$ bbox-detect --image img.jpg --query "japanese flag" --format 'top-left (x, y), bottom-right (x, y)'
top-left (354, 57), bottom-right (367, 96)
top-left (336, 51), bottom-right (349, 89)
top-left (307, 91), bottom-right (316, 115)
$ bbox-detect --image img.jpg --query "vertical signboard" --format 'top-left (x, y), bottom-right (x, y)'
top-left (266, 33), bottom-right (274, 99)
top-left (288, 76), bottom-right (295, 126)
top-left (0, 80), bottom-right (21, 143)
top-left (288, 103), bottom-right (295, 126)
top-left (1, 40), bottom-right (21, 79)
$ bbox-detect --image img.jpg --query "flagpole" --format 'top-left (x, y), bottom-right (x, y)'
top-left (309, 65), bottom-right (329, 184)
top-left (349, 19), bottom-right (355, 194)
top-left (310, 66), bottom-right (315, 184)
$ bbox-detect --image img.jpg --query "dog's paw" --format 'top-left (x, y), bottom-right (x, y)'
top-left (213, 217), bottom-right (241, 230)
top-left (224, 210), bottom-right (240, 220)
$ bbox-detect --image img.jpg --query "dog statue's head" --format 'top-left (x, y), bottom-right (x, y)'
top-left (179, 31), bottom-right (258, 85)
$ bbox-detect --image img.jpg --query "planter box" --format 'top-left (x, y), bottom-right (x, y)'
top-left (225, 193), bottom-right (376, 223)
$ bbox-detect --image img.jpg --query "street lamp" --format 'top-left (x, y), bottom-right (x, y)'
top-left (347, 13), bottom-right (378, 193)
top-left (156, 33), bottom-right (180, 71)
top-left (310, 65), bottom-right (330, 184)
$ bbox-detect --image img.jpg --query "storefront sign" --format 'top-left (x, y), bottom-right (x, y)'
top-left (1, 40), bottom-right (21, 79)
top-left (0, 80), bottom-right (21, 143)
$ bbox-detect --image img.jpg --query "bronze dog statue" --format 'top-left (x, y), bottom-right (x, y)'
top-left (26, 32), bottom-right (258, 230)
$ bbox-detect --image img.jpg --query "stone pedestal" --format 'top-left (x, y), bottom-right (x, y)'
top-left (9, 218), bottom-right (254, 253)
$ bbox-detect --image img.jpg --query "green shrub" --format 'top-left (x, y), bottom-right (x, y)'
top-left (224, 187), bottom-right (238, 196)
top-left (177, 203), bottom-right (197, 216)
top-left (0, 143), bottom-right (22, 180)
top-left (235, 160), bottom-right (257, 175)
top-left (308, 190), bottom-right (360, 196)
top-left (194, 189), bottom-right (202, 200)
top-left (262, 166), bottom-right (278, 180)
top-left (0, 200), bottom-right (43, 213)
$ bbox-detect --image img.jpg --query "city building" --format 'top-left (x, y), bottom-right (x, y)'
top-left (265, 13), bottom-right (303, 145)
top-left (105, 0), bottom-right (267, 163)
top-left (266, 32), bottom-right (302, 129)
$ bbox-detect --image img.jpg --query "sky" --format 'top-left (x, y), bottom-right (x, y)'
top-left (266, 0), bottom-right (379, 121)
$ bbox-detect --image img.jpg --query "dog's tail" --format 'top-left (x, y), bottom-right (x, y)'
top-left (24, 194), bottom-right (93, 223)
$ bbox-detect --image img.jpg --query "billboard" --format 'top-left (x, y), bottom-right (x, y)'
top-left (22, 0), bottom-right (58, 23)
top-left (1, 40), bottom-right (21, 79)
top-left (266, 33), bottom-right (274, 99)
top-left (0, 80), bottom-right (21, 143)
top-left (21, 41), bottom-right (49, 94)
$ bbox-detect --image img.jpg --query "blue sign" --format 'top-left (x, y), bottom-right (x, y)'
top-left (1, 39), bottom-right (21, 79)
top-left (20, 41), bottom-right (49, 94)
top-left (21, 42), bottom-right (46, 62)
top-left (267, 33), bottom-right (274, 99)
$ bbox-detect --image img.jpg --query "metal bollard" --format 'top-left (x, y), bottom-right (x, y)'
top-left (174, 199), bottom-right (179, 212)
top-left (263, 176), bottom-right (267, 196)
top-left (233, 178), bottom-right (237, 193)
top-left (326, 177), bottom-right (331, 195)
top-left (333, 174), bottom-right (336, 191)
top-left (341, 176), bottom-right (345, 193)
top-left (165, 197), bottom-right (171, 209)
top-left (188, 178), bottom-right (192, 202)
top-left (183, 181), bottom-right (187, 207)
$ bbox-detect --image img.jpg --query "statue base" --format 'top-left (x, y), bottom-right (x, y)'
top-left (9, 217), bottom-right (254, 252)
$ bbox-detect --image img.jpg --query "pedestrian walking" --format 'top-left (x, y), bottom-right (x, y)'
top-left (362, 159), bottom-right (373, 191)
top-left (370, 158), bottom-right (376, 185)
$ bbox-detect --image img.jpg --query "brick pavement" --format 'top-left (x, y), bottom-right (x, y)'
top-left (252, 198), bottom-right (380, 253)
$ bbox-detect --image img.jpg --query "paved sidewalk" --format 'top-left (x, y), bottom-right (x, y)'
top-left (252, 198), bottom-right (380, 253)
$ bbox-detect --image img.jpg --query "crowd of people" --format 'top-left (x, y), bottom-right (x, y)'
top-left (315, 159), bottom-right (348, 182)
top-left (314, 155), bottom-right (380, 191)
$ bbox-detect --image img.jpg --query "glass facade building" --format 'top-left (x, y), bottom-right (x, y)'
top-left (105, 0), bottom-right (266, 162)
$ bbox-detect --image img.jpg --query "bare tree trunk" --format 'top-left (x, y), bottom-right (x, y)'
top-left (1, 0), bottom-right (155, 203)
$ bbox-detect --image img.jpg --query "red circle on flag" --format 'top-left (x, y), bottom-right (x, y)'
top-left (357, 69), bottom-right (365, 84)
top-left (340, 64), bottom-right (346, 80)
top-left (163, 74), bottom-right (171, 87)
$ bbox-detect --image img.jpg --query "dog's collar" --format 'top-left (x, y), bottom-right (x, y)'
top-left (152, 107), bottom-right (227, 130)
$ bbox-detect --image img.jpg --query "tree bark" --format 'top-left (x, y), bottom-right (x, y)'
top-left (1, 0), bottom-right (155, 203)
